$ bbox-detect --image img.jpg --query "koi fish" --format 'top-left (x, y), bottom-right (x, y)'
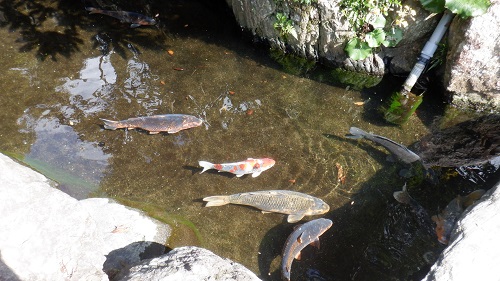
top-left (198, 158), bottom-right (275, 177)
top-left (346, 127), bottom-right (421, 164)
top-left (432, 189), bottom-right (485, 244)
top-left (281, 218), bottom-right (333, 281)
top-left (86, 7), bottom-right (157, 28)
top-left (203, 190), bottom-right (330, 223)
top-left (100, 114), bottom-right (202, 134)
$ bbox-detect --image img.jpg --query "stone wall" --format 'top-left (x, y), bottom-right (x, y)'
top-left (224, 0), bottom-right (499, 112)
top-left (444, 0), bottom-right (500, 113)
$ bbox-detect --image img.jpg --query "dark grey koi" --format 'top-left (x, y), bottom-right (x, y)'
top-left (281, 218), bottom-right (332, 281)
top-left (86, 7), bottom-right (157, 28)
top-left (347, 127), bottom-right (421, 164)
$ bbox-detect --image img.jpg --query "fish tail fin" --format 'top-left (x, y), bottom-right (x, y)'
top-left (203, 196), bottom-right (229, 207)
top-left (85, 7), bottom-right (99, 14)
top-left (393, 185), bottom-right (411, 204)
top-left (100, 118), bottom-right (121, 130)
top-left (198, 161), bottom-right (214, 174)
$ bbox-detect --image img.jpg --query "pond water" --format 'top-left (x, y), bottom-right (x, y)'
top-left (1, 1), bottom-right (497, 280)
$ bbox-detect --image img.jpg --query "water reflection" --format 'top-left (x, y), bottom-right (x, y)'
top-left (17, 112), bottom-right (110, 199)
top-left (121, 46), bottom-right (163, 112)
top-left (57, 53), bottom-right (116, 116)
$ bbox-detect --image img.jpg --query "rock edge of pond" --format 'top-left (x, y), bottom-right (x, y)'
top-left (0, 152), bottom-right (498, 281)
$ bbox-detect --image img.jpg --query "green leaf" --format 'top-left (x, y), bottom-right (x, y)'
top-left (367, 14), bottom-right (387, 29)
top-left (420, 0), bottom-right (446, 13)
top-left (345, 38), bottom-right (372, 60)
top-left (445, 0), bottom-right (491, 18)
top-left (382, 27), bottom-right (403, 47)
top-left (365, 29), bottom-right (386, 48)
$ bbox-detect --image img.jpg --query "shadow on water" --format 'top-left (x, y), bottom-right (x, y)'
top-left (0, 0), bottom-right (242, 61)
top-left (257, 157), bottom-right (499, 281)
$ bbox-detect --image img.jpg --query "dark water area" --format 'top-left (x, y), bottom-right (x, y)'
top-left (0, 1), bottom-right (498, 280)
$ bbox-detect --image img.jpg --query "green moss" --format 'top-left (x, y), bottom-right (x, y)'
top-left (2, 151), bottom-right (95, 191)
top-left (115, 198), bottom-right (203, 248)
top-left (269, 47), bottom-right (317, 75)
top-left (330, 68), bottom-right (383, 90)
top-left (382, 91), bottom-right (423, 125)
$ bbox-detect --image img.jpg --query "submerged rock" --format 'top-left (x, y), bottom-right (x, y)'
top-left (413, 114), bottom-right (500, 168)
top-left (423, 180), bottom-right (500, 281)
top-left (115, 246), bottom-right (261, 281)
top-left (0, 153), bottom-right (171, 281)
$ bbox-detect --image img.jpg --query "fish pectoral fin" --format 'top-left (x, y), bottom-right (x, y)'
top-left (130, 23), bottom-right (141, 28)
top-left (167, 129), bottom-right (180, 134)
top-left (261, 211), bottom-right (272, 214)
top-left (296, 233), bottom-right (303, 244)
top-left (149, 131), bottom-right (160, 135)
top-left (251, 171), bottom-right (262, 178)
top-left (287, 212), bottom-right (305, 223)
top-left (294, 251), bottom-right (302, 261)
top-left (310, 238), bottom-right (321, 249)
top-left (236, 174), bottom-right (244, 177)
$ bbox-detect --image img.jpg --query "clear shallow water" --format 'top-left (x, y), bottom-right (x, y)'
top-left (1, 1), bottom-right (497, 280)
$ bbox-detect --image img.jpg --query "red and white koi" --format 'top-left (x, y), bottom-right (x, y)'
top-left (198, 158), bottom-right (275, 178)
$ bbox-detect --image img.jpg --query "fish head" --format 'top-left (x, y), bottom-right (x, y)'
top-left (182, 115), bottom-right (203, 128)
top-left (260, 158), bottom-right (276, 170)
top-left (432, 215), bottom-right (447, 244)
top-left (312, 199), bottom-right (330, 215)
top-left (432, 214), bottom-right (456, 245)
top-left (138, 18), bottom-right (157, 26)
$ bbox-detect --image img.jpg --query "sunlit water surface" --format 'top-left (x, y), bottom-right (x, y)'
top-left (1, 1), bottom-right (496, 280)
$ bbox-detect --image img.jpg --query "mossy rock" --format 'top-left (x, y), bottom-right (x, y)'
top-left (330, 68), bottom-right (383, 90)
top-left (269, 48), bottom-right (317, 76)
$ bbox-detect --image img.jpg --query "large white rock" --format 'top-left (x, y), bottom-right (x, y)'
top-left (445, 0), bottom-right (500, 113)
top-left (423, 180), bottom-right (500, 281)
top-left (0, 153), bottom-right (171, 281)
top-left (116, 246), bottom-right (261, 281)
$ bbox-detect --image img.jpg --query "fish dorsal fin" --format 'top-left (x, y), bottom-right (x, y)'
top-left (310, 238), bottom-right (320, 249)
top-left (287, 212), bottom-right (305, 223)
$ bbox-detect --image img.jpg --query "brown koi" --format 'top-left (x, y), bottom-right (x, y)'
top-left (100, 114), bottom-right (202, 134)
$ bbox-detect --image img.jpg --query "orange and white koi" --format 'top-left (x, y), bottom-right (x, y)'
top-left (432, 189), bottom-right (485, 244)
top-left (198, 158), bottom-right (275, 178)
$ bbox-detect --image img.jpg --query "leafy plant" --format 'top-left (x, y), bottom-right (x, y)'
top-left (341, 0), bottom-right (404, 60)
top-left (427, 43), bottom-right (447, 71)
top-left (420, 0), bottom-right (490, 18)
top-left (340, 0), bottom-right (401, 31)
top-left (274, 13), bottom-right (294, 37)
